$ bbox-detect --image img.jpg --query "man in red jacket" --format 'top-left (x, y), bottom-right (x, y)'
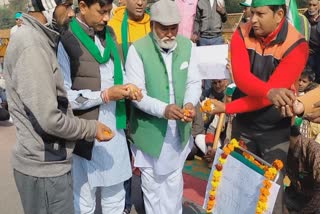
top-left (208, 0), bottom-right (308, 212)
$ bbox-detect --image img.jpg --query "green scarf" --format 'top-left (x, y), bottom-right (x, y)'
top-left (121, 9), bottom-right (149, 62)
top-left (70, 17), bottom-right (126, 129)
top-left (121, 10), bottom-right (130, 62)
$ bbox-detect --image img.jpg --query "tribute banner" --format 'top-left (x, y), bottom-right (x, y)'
top-left (203, 147), bottom-right (281, 214)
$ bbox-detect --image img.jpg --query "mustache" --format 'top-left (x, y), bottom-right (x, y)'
top-left (161, 36), bottom-right (176, 42)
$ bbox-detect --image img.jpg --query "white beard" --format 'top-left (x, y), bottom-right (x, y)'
top-left (153, 27), bottom-right (177, 50)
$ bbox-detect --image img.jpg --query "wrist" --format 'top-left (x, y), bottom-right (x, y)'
top-left (101, 89), bottom-right (110, 103)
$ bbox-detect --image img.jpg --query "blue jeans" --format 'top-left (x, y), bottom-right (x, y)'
top-left (124, 178), bottom-right (132, 211)
top-left (198, 36), bottom-right (225, 91)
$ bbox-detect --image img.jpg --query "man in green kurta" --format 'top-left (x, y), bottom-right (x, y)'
top-left (125, 0), bottom-right (201, 213)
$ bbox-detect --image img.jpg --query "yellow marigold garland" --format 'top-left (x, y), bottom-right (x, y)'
top-left (206, 139), bottom-right (284, 214)
top-left (206, 139), bottom-right (239, 213)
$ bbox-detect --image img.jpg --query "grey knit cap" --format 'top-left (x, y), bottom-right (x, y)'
top-left (150, 0), bottom-right (181, 26)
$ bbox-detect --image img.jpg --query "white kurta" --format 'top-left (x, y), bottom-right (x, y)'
top-left (57, 38), bottom-right (131, 188)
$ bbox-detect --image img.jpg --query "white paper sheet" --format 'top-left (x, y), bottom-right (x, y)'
top-left (192, 44), bottom-right (230, 80)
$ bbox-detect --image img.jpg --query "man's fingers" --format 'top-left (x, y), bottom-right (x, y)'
top-left (280, 106), bottom-right (286, 117)
top-left (286, 90), bottom-right (296, 102)
top-left (282, 92), bottom-right (294, 106)
top-left (312, 118), bottom-right (320, 123)
top-left (285, 105), bottom-right (293, 117)
top-left (273, 99), bottom-right (282, 108)
top-left (313, 101), bottom-right (320, 108)
top-left (306, 111), bottom-right (320, 121)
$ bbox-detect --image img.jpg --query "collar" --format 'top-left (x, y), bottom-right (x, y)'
top-left (22, 13), bottom-right (60, 50)
top-left (76, 16), bottom-right (96, 38)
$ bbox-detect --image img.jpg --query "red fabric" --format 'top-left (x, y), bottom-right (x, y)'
top-left (183, 173), bottom-right (206, 206)
top-left (226, 96), bottom-right (271, 114)
top-left (205, 133), bottom-right (214, 145)
top-left (226, 29), bottom-right (309, 114)
top-left (230, 29), bottom-right (308, 98)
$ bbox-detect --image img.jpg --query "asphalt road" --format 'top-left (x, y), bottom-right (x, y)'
top-left (0, 121), bottom-right (23, 214)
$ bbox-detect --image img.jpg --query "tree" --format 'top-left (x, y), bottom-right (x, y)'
top-left (0, 0), bottom-right (26, 29)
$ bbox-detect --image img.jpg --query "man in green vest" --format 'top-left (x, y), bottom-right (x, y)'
top-left (125, 0), bottom-right (201, 213)
top-left (58, 0), bottom-right (143, 213)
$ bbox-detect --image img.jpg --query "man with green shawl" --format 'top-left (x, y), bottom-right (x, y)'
top-left (58, 0), bottom-right (143, 213)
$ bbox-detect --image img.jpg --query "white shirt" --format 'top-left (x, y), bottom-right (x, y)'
top-left (125, 42), bottom-right (201, 175)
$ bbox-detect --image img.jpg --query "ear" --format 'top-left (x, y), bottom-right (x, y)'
top-left (275, 8), bottom-right (284, 24)
top-left (78, 1), bottom-right (88, 15)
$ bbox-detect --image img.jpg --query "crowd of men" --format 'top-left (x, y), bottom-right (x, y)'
top-left (1, 0), bottom-right (320, 213)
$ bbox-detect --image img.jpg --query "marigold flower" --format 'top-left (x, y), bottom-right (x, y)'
top-left (263, 180), bottom-right (272, 189)
top-left (260, 187), bottom-right (270, 196)
top-left (215, 163), bottom-right (223, 171)
top-left (219, 157), bottom-right (227, 164)
top-left (269, 167), bottom-right (278, 174)
top-left (207, 200), bottom-right (215, 206)
top-left (223, 146), bottom-right (231, 155)
top-left (183, 109), bottom-right (192, 117)
top-left (227, 143), bottom-right (235, 151)
top-left (256, 206), bottom-right (263, 213)
top-left (238, 140), bottom-right (246, 149)
top-left (272, 159), bottom-right (284, 171)
top-left (221, 152), bottom-right (228, 159)
top-left (200, 98), bottom-right (214, 113)
top-left (213, 175), bottom-right (220, 182)
top-left (210, 181), bottom-right (216, 189)
top-left (209, 195), bottom-right (215, 201)
top-left (259, 194), bottom-right (267, 203)
top-left (243, 152), bottom-right (250, 158)
top-left (257, 201), bottom-right (267, 210)
top-left (212, 181), bottom-right (219, 188)
top-left (230, 138), bottom-right (239, 147)
top-left (213, 170), bottom-right (222, 178)
top-left (243, 152), bottom-right (254, 162)
top-left (264, 170), bottom-right (276, 180)
top-left (209, 190), bottom-right (216, 195)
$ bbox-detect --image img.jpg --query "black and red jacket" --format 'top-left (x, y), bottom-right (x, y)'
top-left (226, 19), bottom-right (309, 131)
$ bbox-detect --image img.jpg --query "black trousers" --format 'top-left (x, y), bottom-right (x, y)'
top-left (232, 118), bottom-right (290, 214)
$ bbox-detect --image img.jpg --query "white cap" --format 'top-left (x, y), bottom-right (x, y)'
top-left (150, 0), bottom-right (181, 26)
